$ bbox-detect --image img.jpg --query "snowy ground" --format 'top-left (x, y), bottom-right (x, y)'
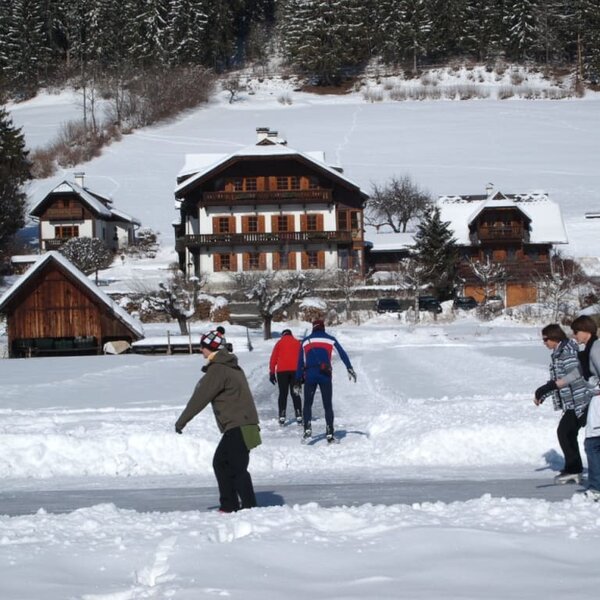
top-left (2, 319), bottom-right (600, 599)
top-left (3, 76), bottom-right (600, 598)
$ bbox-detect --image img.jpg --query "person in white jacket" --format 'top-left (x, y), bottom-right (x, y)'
top-left (571, 315), bottom-right (600, 501)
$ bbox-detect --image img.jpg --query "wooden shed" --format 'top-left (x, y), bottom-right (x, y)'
top-left (0, 252), bottom-right (144, 358)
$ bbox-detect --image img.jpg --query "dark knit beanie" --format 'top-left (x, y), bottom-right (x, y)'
top-left (312, 319), bottom-right (325, 330)
top-left (201, 330), bottom-right (226, 351)
top-left (281, 329), bottom-right (292, 336)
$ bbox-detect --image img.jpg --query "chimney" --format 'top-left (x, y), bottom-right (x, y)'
top-left (74, 172), bottom-right (85, 188)
top-left (486, 182), bottom-right (494, 197)
top-left (256, 127), bottom-right (269, 143)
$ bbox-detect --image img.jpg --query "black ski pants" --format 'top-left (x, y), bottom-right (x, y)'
top-left (276, 371), bottom-right (302, 417)
top-left (557, 409), bottom-right (583, 474)
top-left (212, 427), bottom-right (256, 512)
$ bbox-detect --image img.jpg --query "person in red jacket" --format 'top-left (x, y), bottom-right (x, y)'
top-left (269, 329), bottom-right (303, 425)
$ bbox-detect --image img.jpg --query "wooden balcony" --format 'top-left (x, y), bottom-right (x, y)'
top-left (176, 230), bottom-right (352, 251)
top-left (474, 225), bottom-right (529, 244)
top-left (43, 238), bottom-right (67, 250)
top-left (44, 207), bottom-right (85, 220)
top-left (202, 189), bottom-right (332, 205)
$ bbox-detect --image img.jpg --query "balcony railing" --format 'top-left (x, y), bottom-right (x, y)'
top-left (44, 207), bottom-right (85, 220)
top-left (176, 230), bottom-right (352, 251)
top-left (474, 225), bottom-right (529, 243)
top-left (43, 238), bottom-right (68, 250)
top-left (202, 189), bottom-right (332, 204)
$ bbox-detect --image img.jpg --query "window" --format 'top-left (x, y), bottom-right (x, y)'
top-left (279, 251), bottom-right (290, 269)
top-left (60, 198), bottom-right (71, 208)
top-left (276, 176), bottom-right (288, 190)
top-left (277, 215), bottom-right (289, 232)
top-left (218, 217), bottom-right (230, 233)
top-left (309, 176), bottom-right (319, 190)
top-left (248, 253), bottom-right (260, 270)
top-left (246, 177), bottom-right (257, 191)
top-left (290, 176), bottom-right (300, 190)
top-left (55, 225), bottom-right (79, 238)
top-left (306, 215), bottom-right (318, 231)
top-left (350, 211), bottom-right (359, 230)
top-left (233, 178), bottom-right (243, 191)
top-left (307, 251), bottom-right (319, 268)
top-left (337, 211), bottom-right (349, 230)
top-left (220, 254), bottom-right (231, 271)
top-left (247, 216), bottom-right (258, 233)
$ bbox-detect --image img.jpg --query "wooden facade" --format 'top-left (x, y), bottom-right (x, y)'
top-left (0, 253), bottom-right (144, 358)
top-left (174, 133), bottom-right (369, 281)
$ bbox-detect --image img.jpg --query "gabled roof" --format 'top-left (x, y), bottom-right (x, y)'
top-left (30, 181), bottom-right (140, 227)
top-left (174, 143), bottom-right (368, 200)
top-left (0, 252), bottom-right (144, 340)
top-left (437, 190), bottom-right (568, 245)
top-left (30, 180), bottom-right (113, 218)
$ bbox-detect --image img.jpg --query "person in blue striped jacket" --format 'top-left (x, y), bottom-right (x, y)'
top-left (534, 323), bottom-right (591, 484)
top-left (295, 319), bottom-right (356, 443)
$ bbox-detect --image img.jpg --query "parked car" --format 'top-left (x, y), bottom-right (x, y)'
top-left (418, 296), bottom-right (443, 313)
top-left (453, 296), bottom-right (478, 310)
top-left (375, 298), bottom-right (401, 313)
top-left (484, 295), bottom-right (504, 310)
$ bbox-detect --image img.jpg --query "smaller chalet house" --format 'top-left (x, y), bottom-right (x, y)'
top-left (30, 173), bottom-right (140, 253)
top-left (0, 252), bottom-right (144, 357)
top-left (173, 129), bottom-right (369, 282)
top-left (438, 189), bottom-right (568, 306)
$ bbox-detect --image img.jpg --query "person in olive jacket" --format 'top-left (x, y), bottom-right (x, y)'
top-left (175, 329), bottom-right (261, 512)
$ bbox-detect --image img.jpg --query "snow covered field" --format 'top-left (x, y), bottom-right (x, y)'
top-left (2, 319), bottom-right (600, 599)
top-left (3, 83), bottom-right (600, 599)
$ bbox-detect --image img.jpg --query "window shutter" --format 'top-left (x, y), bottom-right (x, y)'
top-left (258, 216), bottom-right (265, 233)
top-left (212, 216), bottom-right (219, 233)
top-left (214, 254), bottom-right (221, 272)
top-left (271, 215), bottom-right (279, 233)
top-left (259, 253), bottom-right (267, 270)
top-left (272, 252), bottom-right (280, 270)
top-left (300, 214), bottom-right (307, 231)
top-left (301, 252), bottom-right (308, 269)
top-left (228, 216), bottom-right (236, 233)
top-left (242, 216), bottom-right (249, 233)
top-left (317, 251), bottom-right (325, 269)
top-left (230, 253), bottom-right (238, 272)
top-left (287, 215), bottom-right (295, 232)
top-left (288, 251), bottom-right (297, 270)
top-left (317, 214), bottom-right (324, 230)
top-left (242, 253), bottom-right (250, 271)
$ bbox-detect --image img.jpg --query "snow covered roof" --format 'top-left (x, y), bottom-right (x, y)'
top-left (0, 252), bottom-right (144, 339)
top-left (174, 143), bottom-right (367, 198)
top-left (30, 180), bottom-right (113, 219)
top-left (364, 227), bottom-right (415, 252)
top-left (110, 207), bottom-right (141, 226)
top-left (437, 191), bottom-right (568, 245)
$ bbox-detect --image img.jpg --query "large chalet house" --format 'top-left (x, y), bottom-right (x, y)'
top-left (30, 174), bottom-right (140, 253)
top-left (438, 189), bottom-right (568, 306)
top-left (173, 129), bottom-right (369, 283)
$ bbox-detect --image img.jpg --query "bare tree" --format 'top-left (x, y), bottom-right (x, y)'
top-left (223, 77), bottom-right (240, 104)
top-left (145, 269), bottom-right (207, 335)
top-left (393, 257), bottom-right (428, 322)
top-left (366, 175), bottom-right (431, 233)
top-left (535, 253), bottom-right (585, 322)
top-left (467, 257), bottom-right (507, 318)
top-left (233, 271), bottom-right (316, 340)
top-left (326, 267), bottom-right (363, 320)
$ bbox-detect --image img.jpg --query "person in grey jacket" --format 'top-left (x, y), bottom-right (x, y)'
top-left (534, 323), bottom-right (590, 484)
top-left (571, 315), bottom-right (600, 500)
top-left (175, 329), bottom-right (261, 512)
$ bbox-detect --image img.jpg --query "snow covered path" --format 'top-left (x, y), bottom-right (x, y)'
top-left (0, 478), bottom-right (584, 517)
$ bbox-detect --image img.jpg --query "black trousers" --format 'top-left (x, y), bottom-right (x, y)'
top-left (557, 409), bottom-right (583, 474)
top-left (276, 371), bottom-right (302, 417)
top-left (212, 427), bottom-right (256, 512)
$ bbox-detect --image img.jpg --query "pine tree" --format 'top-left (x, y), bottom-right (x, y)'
top-left (166, 0), bottom-right (209, 65)
top-left (504, 0), bottom-right (538, 60)
top-left (412, 206), bottom-right (458, 299)
top-left (463, 0), bottom-right (505, 62)
top-left (0, 106), bottom-right (30, 260)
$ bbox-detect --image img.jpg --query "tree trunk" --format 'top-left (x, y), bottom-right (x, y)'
top-left (177, 316), bottom-right (189, 335)
top-left (263, 316), bottom-right (272, 340)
